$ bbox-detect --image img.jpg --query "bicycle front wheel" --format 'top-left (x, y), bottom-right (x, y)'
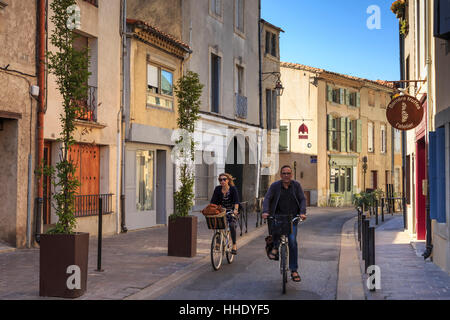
top-left (280, 244), bottom-right (288, 294)
top-left (211, 232), bottom-right (223, 271)
top-left (225, 231), bottom-right (234, 264)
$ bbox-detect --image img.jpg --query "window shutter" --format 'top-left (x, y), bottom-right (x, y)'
top-left (266, 89), bottom-right (272, 129)
top-left (346, 118), bottom-right (351, 152)
top-left (429, 131), bottom-right (437, 221)
top-left (356, 92), bottom-right (361, 107)
top-left (279, 125), bottom-right (288, 151)
top-left (327, 85), bottom-right (333, 102)
top-left (356, 119), bottom-right (362, 153)
top-left (340, 117), bottom-right (346, 152)
top-left (327, 114), bottom-right (333, 150)
top-left (272, 90), bottom-right (277, 129)
top-left (436, 127), bottom-right (446, 223)
top-left (339, 89), bottom-right (344, 104)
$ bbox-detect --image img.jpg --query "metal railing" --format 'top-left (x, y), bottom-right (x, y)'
top-left (74, 194), bottom-right (113, 217)
top-left (235, 93), bottom-right (248, 119)
top-left (237, 201), bottom-right (248, 236)
top-left (75, 86), bottom-right (98, 122)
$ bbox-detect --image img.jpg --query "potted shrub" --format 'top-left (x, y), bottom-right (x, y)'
top-left (38, 0), bottom-right (91, 298)
top-left (168, 71), bottom-right (204, 257)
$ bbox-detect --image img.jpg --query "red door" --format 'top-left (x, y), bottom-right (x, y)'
top-left (415, 138), bottom-right (426, 240)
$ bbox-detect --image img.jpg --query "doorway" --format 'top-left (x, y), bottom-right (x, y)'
top-left (415, 138), bottom-right (426, 240)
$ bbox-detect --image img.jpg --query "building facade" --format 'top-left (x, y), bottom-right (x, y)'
top-left (399, 0), bottom-right (450, 273)
top-left (280, 62), bottom-right (398, 207)
top-left (43, 0), bottom-right (122, 236)
top-left (128, 0), bottom-right (263, 210)
top-left (0, 0), bottom-right (38, 248)
top-left (122, 19), bottom-right (190, 230)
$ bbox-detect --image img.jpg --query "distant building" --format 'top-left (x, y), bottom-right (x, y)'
top-left (280, 62), bottom-right (398, 207)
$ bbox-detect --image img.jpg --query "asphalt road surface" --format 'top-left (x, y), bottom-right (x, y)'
top-left (156, 208), bottom-right (356, 300)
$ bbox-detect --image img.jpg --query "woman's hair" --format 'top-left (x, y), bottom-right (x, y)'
top-left (218, 173), bottom-right (235, 187)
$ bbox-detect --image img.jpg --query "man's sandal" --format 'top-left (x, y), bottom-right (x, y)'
top-left (268, 248), bottom-right (278, 260)
top-left (291, 271), bottom-right (301, 282)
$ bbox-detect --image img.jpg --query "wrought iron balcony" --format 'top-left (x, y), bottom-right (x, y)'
top-left (75, 85), bottom-right (98, 122)
top-left (235, 93), bottom-right (248, 119)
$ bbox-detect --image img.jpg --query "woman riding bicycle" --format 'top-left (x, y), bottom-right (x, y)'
top-left (210, 173), bottom-right (240, 255)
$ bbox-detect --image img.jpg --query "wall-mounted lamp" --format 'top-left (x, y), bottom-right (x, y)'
top-left (262, 71), bottom-right (284, 97)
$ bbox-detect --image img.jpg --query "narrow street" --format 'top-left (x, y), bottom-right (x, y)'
top-left (156, 209), bottom-right (355, 300)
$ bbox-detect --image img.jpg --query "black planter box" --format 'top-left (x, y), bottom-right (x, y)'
top-left (39, 232), bottom-right (89, 298)
top-left (168, 216), bottom-right (197, 258)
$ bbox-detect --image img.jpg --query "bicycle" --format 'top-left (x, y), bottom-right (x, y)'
top-left (210, 210), bottom-right (236, 271)
top-left (268, 215), bottom-right (301, 294)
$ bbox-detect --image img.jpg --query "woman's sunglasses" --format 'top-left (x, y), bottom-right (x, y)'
top-left (219, 178), bottom-right (228, 182)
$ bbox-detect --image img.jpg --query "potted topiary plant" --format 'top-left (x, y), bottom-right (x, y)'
top-left (168, 71), bottom-right (204, 257)
top-left (38, 0), bottom-right (91, 298)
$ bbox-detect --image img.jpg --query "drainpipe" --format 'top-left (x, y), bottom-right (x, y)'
top-left (35, 0), bottom-right (46, 244)
top-left (257, 0), bottom-right (263, 199)
top-left (423, 0), bottom-right (433, 259)
top-left (120, 0), bottom-right (128, 233)
top-left (399, 28), bottom-right (407, 231)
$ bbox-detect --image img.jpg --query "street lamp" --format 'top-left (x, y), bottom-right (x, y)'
top-left (362, 156), bottom-right (368, 192)
top-left (262, 72), bottom-right (284, 97)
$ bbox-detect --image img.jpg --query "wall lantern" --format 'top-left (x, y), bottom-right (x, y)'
top-left (263, 72), bottom-right (284, 97)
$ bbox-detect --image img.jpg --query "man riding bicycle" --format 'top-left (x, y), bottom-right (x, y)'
top-left (262, 165), bottom-right (307, 283)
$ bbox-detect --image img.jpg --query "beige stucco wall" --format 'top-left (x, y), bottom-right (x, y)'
top-left (0, 0), bottom-right (37, 247)
top-left (44, 0), bottom-right (121, 236)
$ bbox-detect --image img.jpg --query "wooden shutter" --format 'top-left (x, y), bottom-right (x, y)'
top-left (346, 118), bottom-right (351, 152)
top-left (266, 89), bottom-right (272, 129)
top-left (327, 85), bottom-right (333, 102)
top-left (340, 117), bottom-right (346, 152)
top-left (279, 125), bottom-right (288, 151)
top-left (327, 114), bottom-right (333, 150)
top-left (272, 90), bottom-right (277, 129)
top-left (345, 90), bottom-right (350, 106)
top-left (339, 89), bottom-right (345, 105)
top-left (356, 92), bottom-right (361, 107)
top-left (356, 119), bottom-right (362, 153)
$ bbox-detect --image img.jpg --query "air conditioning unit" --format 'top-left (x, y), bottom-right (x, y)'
top-left (434, 0), bottom-right (450, 40)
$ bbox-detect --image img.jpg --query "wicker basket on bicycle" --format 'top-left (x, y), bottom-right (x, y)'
top-left (202, 204), bottom-right (227, 230)
top-left (269, 215), bottom-right (294, 236)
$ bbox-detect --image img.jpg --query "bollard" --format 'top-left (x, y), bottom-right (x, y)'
top-left (360, 214), bottom-right (366, 251)
top-left (363, 219), bottom-right (369, 265)
top-left (368, 226), bottom-right (376, 291)
top-left (375, 200), bottom-right (379, 225)
top-left (381, 198), bottom-right (385, 222)
top-left (357, 208), bottom-right (362, 245)
top-left (96, 197), bottom-right (104, 272)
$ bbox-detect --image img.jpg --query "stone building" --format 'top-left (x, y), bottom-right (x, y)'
top-left (121, 19), bottom-right (190, 230)
top-left (280, 62), bottom-right (398, 207)
top-left (128, 0), bottom-right (263, 209)
top-left (42, 0), bottom-right (122, 236)
top-left (0, 0), bottom-right (38, 248)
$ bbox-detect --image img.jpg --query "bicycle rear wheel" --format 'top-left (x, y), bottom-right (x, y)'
top-left (211, 232), bottom-right (223, 271)
top-left (225, 231), bottom-right (234, 264)
top-left (280, 244), bottom-right (288, 294)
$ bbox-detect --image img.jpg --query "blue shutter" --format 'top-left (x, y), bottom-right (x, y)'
top-left (429, 131), bottom-right (437, 221)
top-left (437, 127), bottom-right (446, 223)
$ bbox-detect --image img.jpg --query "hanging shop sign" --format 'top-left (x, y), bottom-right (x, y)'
top-left (386, 95), bottom-right (424, 131)
top-left (298, 123), bottom-right (309, 139)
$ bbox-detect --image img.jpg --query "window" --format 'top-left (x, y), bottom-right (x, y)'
top-left (136, 150), bottom-right (155, 211)
top-left (348, 119), bottom-right (358, 152)
top-left (381, 124), bottom-right (386, 154)
top-left (236, 65), bottom-right (244, 95)
top-left (266, 89), bottom-right (277, 129)
top-left (235, 0), bottom-right (244, 33)
top-left (368, 90), bottom-right (375, 107)
top-left (368, 122), bottom-right (374, 153)
top-left (211, 53), bottom-right (221, 113)
top-left (394, 128), bottom-right (401, 153)
top-left (349, 92), bottom-right (358, 107)
top-left (210, 0), bottom-right (222, 17)
top-left (332, 88), bottom-right (341, 104)
top-left (265, 31), bottom-right (277, 57)
top-left (147, 64), bottom-right (174, 110)
top-left (327, 116), bottom-right (341, 151)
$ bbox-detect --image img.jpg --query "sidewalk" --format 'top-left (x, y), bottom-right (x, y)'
top-left (0, 210), bottom-right (268, 300)
top-left (357, 214), bottom-right (450, 300)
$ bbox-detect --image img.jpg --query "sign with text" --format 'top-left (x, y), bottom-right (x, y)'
top-left (386, 95), bottom-right (424, 131)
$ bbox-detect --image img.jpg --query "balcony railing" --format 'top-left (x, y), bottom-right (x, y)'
top-left (83, 0), bottom-right (98, 7)
top-left (76, 85), bottom-right (98, 122)
top-left (235, 93), bottom-right (248, 119)
top-left (44, 194), bottom-right (113, 218)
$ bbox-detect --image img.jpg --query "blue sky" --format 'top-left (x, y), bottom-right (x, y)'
top-left (261, 0), bottom-right (400, 81)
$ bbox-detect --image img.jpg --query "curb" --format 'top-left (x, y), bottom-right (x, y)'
top-left (124, 224), bottom-right (268, 300)
top-left (336, 216), bottom-right (366, 300)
